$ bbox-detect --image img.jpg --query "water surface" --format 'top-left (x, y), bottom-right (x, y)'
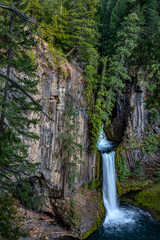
top-left (87, 203), bottom-right (160, 240)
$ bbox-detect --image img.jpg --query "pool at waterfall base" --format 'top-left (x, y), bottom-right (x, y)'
top-left (87, 203), bottom-right (160, 240)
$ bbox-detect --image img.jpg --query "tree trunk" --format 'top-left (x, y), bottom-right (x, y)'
top-left (0, 5), bottom-right (13, 136)
top-left (62, 161), bottom-right (66, 199)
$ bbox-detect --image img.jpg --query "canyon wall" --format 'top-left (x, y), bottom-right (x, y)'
top-left (28, 56), bottom-right (96, 194)
top-left (25, 55), bottom-right (104, 239)
top-left (106, 77), bottom-right (160, 176)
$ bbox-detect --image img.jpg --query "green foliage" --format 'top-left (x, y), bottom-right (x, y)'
top-left (0, 2), bottom-right (41, 237)
top-left (144, 63), bottom-right (160, 109)
top-left (117, 156), bottom-right (130, 183)
top-left (68, 198), bottom-right (79, 227)
top-left (0, 0), bottom-right (40, 193)
top-left (0, 194), bottom-right (27, 240)
top-left (119, 179), bottom-right (153, 196)
top-left (142, 131), bottom-right (159, 155)
top-left (134, 182), bottom-right (160, 220)
top-left (97, 0), bottom-right (160, 144)
top-left (59, 101), bottom-right (84, 190)
top-left (155, 171), bottom-right (160, 181)
top-left (102, 12), bottom-right (140, 119)
top-left (132, 161), bottom-right (144, 179)
top-left (148, 108), bottom-right (159, 124)
top-left (18, 179), bottom-right (42, 210)
top-left (87, 11), bottom-right (141, 152)
top-left (87, 57), bottom-right (111, 152)
top-left (88, 178), bottom-right (96, 191)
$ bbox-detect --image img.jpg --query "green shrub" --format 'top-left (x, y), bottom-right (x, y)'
top-left (148, 108), bottom-right (159, 123)
top-left (0, 195), bottom-right (27, 240)
top-left (117, 156), bottom-right (130, 183)
top-left (132, 160), bottom-right (144, 179)
top-left (142, 132), bottom-right (159, 155)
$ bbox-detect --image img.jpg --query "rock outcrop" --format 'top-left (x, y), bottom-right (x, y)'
top-left (26, 53), bottom-right (104, 238)
top-left (29, 57), bottom-right (96, 192)
top-left (105, 78), bottom-right (160, 176)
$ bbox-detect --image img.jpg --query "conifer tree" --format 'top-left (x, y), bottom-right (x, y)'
top-left (59, 101), bottom-right (83, 197)
top-left (0, 0), bottom-right (40, 198)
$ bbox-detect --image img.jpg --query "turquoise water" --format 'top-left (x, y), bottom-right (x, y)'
top-left (87, 203), bottom-right (160, 240)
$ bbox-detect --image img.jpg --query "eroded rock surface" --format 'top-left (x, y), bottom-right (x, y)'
top-left (105, 79), bottom-right (160, 175)
top-left (25, 54), bottom-right (102, 238)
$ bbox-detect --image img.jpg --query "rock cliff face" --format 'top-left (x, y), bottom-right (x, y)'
top-left (29, 57), bottom-right (96, 194)
top-left (106, 78), bottom-right (160, 176)
top-left (26, 55), bottom-right (104, 238)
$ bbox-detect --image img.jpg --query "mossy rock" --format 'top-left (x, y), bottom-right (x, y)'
top-left (117, 179), bottom-right (153, 196)
top-left (134, 182), bottom-right (160, 220)
top-left (104, 119), bottom-right (122, 142)
top-left (121, 182), bottom-right (160, 221)
top-left (51, 188), bottom-right (105, 239)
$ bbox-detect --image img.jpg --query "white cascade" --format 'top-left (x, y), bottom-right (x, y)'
top-left (102, 151), bottom-right (118, 215)
top-left (97, 127), bottom-right (118, 220)
top-left (98, 127), bottom-right (137, 226)
top-left (97, 127), bottom-right (143, 227)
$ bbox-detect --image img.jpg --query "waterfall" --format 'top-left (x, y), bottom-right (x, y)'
top-left (97, 127), bottom-right (119, 220)
top-left (102, 151), bottom-right (118, 215)
top-left (98, 127), bottom-right (137, 226)
top-left (87, 127), bottom-right (160, 240)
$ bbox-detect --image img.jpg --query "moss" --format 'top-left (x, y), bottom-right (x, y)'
top-left (88, 178), bottom-right (96, 190)
top-left (117, 179), bottom-right (153, 197)
top-left (116, 181), bottom-right (122, 195)
top-left (133, 182), bottom-right (160, 220)
top-left (115, 143), bottom-right (125, 167)
top-left (95, 151), bottom-right (101, 186)
top-left (80, 213), bottom-right (101, 239)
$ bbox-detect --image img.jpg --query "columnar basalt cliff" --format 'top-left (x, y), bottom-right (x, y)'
top-left (26, 54), bottom-right (104, 238)
top-left (29, 57), bottom-right (96, 191)
top-left (106, 78), bottom-right (160, 176)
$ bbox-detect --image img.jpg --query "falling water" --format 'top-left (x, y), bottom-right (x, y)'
top-left (97, 127), bottom-right (119, 220)
top-left (97, 128), bottom-right (138, 224)
top-left (97, 127), bottom-right (140, 225)
top-left (87, 127), bottom-right (160, 240)
top-left (102, 151), bottom-right (117, 215)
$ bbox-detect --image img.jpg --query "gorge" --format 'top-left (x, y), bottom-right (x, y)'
top-left (0, 1), bottom-right (160, 239)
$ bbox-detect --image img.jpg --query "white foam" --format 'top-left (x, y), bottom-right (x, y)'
top-left (104, 208), bottom-right (137, 226)
top-left (98, 126), bottom-right (139, 229)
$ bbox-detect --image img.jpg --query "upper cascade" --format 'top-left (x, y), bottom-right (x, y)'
top-left (97, 127), bottom-right (113, 152)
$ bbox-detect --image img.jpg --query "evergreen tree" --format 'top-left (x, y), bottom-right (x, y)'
top-left (0, 194), bottom-right (27, 239)
top-left (58, 101), bottom-right (83, 196)
top-left (104, 0), bottom-right (129, 56)
top-left (0, 0), bottom-right (40, 199)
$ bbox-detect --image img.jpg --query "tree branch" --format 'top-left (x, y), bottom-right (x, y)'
top-left (0, 3), bottom-right (36, 24)
top-left (66, 46), bottom-right (76, 57)
top-left (0, 73), bottom-right (54, 121)
top-left (0, 3), bottom-right (45, 55)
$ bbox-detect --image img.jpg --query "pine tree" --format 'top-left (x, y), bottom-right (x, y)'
top-left (0, 0), bottom-right (40, 198)
top-left (91, 11), bottom-right (141, 143)
top-left (58, 101), bottom-right (83, 197)
top-left (104, 0), bottom-right (129, 56)
top-left (0, 194), bottom-right (27, 239)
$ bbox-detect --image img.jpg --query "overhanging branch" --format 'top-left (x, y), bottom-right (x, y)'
top-left (0, 3), bottom-right (36, 24)
top-left (0, 73), bottom-right (54, 121)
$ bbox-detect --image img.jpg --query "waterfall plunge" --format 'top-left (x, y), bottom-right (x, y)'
top-left (98, 127), bottom-right (137, 226)
top-left (102, 151), bottom-right (118, 215)
top-left (97, 128), bottom-right (118, 218)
